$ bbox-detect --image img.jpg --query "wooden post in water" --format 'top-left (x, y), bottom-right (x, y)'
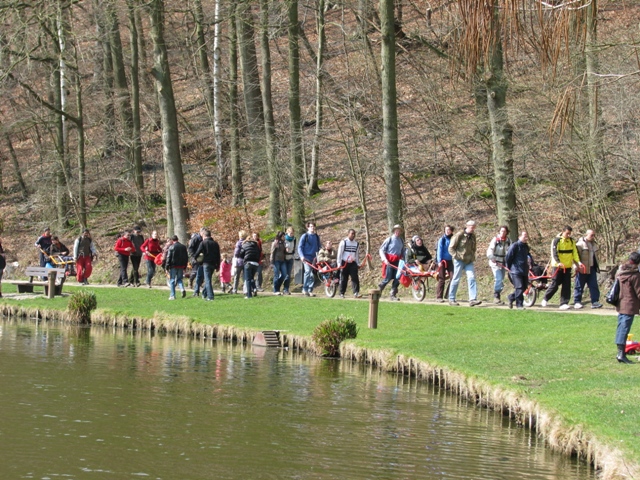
top-left (368, 289), bottom-right (380, 329)
top-left (47, 271), bottom-right (56, 299)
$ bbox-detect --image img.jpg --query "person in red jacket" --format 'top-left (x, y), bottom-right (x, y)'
top-left (114, 230), bottom-right (134, 287)
top-left (141, 230), bottom-right (163, 288)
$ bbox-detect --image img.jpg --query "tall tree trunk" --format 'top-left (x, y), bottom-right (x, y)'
top-left (237, 1), bottom-right (267, 182)
top-left (193, 0), bottom-right (216, 125)
top-left (288, 0), bottom-right (305, 234)
top-left (259, 0), bottom-right (282, 228)
top-left (307, 0), bottom-right (325, 196)
top-left (212, 0), bottom-right (227, 194)
top-left (485, 10), bottom-right (518, 238)
top-left (148, 0), bottom-right (189, 241)
top-left (2, 130), bottom-right (28, 198)
top-left (53, 65), bottom-right (68, 229)
top-left (380, 0), bottom-right (402, 231)
top-left (106, 0), bottom-right (135, 180)
top-left (94, 0), bottom-right (117, 161)
top-left (127, 0), bottom-right (145, 210)
top-left (229, 2), bottom-right (244, 206)
top-left (73, 58), bottom-right (88, 229)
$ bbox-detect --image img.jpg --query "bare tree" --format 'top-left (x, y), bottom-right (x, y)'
top-left (147, 0), bottom-right (189, 240)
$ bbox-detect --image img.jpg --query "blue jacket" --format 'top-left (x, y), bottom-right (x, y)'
top-left (298, 232), bottom-right (321, 262)
top-left (505, 240), bottom-right (530, 277)
top-left (436, 235), bottom-right (452, 263)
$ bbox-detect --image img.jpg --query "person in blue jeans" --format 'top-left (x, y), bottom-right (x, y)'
top-left (164, 235), bottom-right (188, 300)
top-left (614, 252), bottom-right (640, 364)
top-left (378, 225), bottom-right (405, 301)
top-left (194, 230), bottom-right (221, 301)
top-left (240, 235), bottom-right (261, 299)
top-left (447, 220), bottom-right (482, 306)
top-left (574, 229), bottom-right (602, 309)
top-left (271, 231), bottom-right (287, 295)
top-left (298, 222), bottom-right (321, 297)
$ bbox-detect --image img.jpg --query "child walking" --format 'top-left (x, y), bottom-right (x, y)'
top-left (219, 253), bottom-right (232, 293)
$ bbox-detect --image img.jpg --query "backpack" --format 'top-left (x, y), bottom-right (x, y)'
top-left (605, 278), bottom-right (620, 306)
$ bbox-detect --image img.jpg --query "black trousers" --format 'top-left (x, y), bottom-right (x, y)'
top-left (543, 267), bottom-right (572, 305)
top-left (508, 273), bottom-right (528, 307)
top-left (129, 255), bottom-right (142, 284)
top-left (117, 254), bottom-right (130, 285)
top-left (339, 262), bottom-right (360, 295)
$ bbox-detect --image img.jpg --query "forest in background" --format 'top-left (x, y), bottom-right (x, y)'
top-left (0, 0), bottom-right (639, 277)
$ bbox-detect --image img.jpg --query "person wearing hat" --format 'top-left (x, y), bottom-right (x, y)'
top-left (378, 224), bottom-right (406, 301)
top-left (447, 220), bottom-right (482, 306)
top-left (73, 229), bottom-right (98, 285)
top-left (128, 226), bottom-right (145, 287)
top-left (406, 235), bottom-right (432, 271)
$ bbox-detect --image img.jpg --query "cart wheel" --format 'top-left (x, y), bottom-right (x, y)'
top-left (523, 286), bottom-right (537, 307)
top-left (325, 281), bottom-right (337, 298)
top-left (412, 279), bottom-right (426, 302)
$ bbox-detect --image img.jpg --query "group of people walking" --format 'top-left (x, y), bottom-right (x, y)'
top-left (28, 219), bottom-right (640, 363)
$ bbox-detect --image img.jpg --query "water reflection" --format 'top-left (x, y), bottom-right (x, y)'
top-left (0, 319), bottom-right (595, 480)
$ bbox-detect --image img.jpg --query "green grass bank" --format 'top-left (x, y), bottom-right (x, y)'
top-left (2, 284), bottom-right (638, 479)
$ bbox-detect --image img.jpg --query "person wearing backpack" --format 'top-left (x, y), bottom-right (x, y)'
top-left (614, 252), bottom-right (640, 364)
top-left (540, 225), bottom-right (584, 310)
top-left (337, 229), bottom-right (361, 298)
top-left (298, 222), bottom-right (321, 297)
top-left (378, 225), bottom-right (406, 301)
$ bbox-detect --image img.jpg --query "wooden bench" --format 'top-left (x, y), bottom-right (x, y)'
top-left (16, 266), bottom-right (66, 296)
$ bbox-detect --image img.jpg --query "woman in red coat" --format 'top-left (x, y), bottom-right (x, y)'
top-left (141, 230), bottom-right (163, 288)
top-left (114, 230), bottom-right (134, 287)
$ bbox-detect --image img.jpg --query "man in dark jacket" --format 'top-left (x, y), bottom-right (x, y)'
top-left (240, 236), bottom-right (262, 299)
top-left (614, 252), bottom-right (640, 364)
top-left (128, 226), bottom-right (145, 287)
top-left (188, 228), bottom-right (205, 296)
top-left (505, 231), bottom-right (531, 310)
top-left (194, 230), bottom-right (221, 301)
top-left (165, 235), bottom-right (188, 300)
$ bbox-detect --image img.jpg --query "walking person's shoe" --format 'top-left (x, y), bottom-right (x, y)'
top-left (574, 302), bottom-right (583, 309)
top-left (617, 344), bottom-right (634, 364)
top-left (449, 300), bottom-right (459, 306)
top-left (390, 295), bottom-right (400, 301)
top-left (283, 290), bottom-right (291, 295)
top-left (436, 298), bottom-right (445, 303)
top-left (540, 299), bottom-right (548, 307)
top-left (168, 296), bottom-right (175, 300)
top-left (493, 293), bottom-right (503, 305)
top-left (469, 299), bottom-right (482, 307)
top-left (509, 298), bottom-right (514, 309)
top-left (559, 304), bottom-right (570, 310)
top-left (181, 290), bottom-right (187, 298)
top-left (592, 302), bottom-right (603, 309)
top-left (339, 294), bottom-right (345, 299)
top-left (354, 293), bottom-right (362, 298)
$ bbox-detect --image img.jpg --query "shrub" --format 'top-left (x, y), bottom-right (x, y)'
top-left (67, 290), bottom-right (97, 324)
top-left (312, 315), bottom-right (358, 357)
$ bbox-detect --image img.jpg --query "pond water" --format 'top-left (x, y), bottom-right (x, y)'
top-left (0, 320), bottom-right (595, 479)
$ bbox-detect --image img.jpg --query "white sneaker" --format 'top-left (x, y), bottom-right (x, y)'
top-left (559, 304), bottom-right (570, 310)
top-left (540, 299), bottom-right (548, 307)
top-left (574, 302), bottom-right (583, 310)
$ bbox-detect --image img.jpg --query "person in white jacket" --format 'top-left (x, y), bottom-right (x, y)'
top-left (337, 229), bottom-right (361, 298)
top-left (486, 226), bottom-right (511, 305)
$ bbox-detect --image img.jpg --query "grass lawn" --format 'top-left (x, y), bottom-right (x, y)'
top-left (3, 282), bottom-right (639, 467)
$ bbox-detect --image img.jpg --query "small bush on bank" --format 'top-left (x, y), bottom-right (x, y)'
top-left (67, 290), bottom-right (97, 324)
top-left (312, 315), bottom-right (358, 357)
